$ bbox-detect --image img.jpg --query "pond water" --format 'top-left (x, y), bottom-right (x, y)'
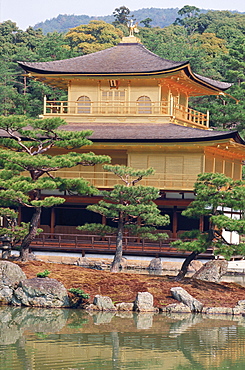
top-left (1, 307), bottom-right (245, 370)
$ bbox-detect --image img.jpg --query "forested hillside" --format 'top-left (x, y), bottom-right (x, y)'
top-left (1, 6), bottom-right (245, 134)
top-left (34, 8), bottom-right (184, 34)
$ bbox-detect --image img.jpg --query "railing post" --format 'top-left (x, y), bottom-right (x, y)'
top-left (206, 110), bottom-right (210, 128)
top-left (44, 95), bottom-right (47, 115)
top-left (170, 95), bottom-right (174, 116)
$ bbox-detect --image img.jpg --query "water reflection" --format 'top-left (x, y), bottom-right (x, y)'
top-left (1, 306), bottom-right (245, 369)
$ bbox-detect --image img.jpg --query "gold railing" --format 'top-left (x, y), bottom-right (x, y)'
top-left (44, 99), bottom-right (209, 127)
top-left (50, 170), bottom-right (197, 190)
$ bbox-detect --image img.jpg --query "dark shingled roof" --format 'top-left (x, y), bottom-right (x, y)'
top-left (18, 42), bottom-right (231, 91)
top-left (61, 122), bottom-right (245, 144)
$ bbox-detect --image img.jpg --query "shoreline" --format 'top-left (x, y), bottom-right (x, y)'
top-left (14, 260), bottom-right (245, 314)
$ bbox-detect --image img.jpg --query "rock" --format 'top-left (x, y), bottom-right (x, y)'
top-left (86, 303), bottom-right (98, 311)
top-left (234, 300), bottom-right (245, 315)
top-left (163, 302), bottom-right (192, 314)
top-left (188, 260), bottom-right (203, 272)
top-left (148, 257), bottom-right (162, 270)
top-left (11, 277), bottom-right (70, 308)
top-left (133, 292), bottom-right (157, 312)
top-left (192, 260), bottom-right (228, 282)
top-left (115, 302), bottom-right (134, 311)
top-left (170, 287), bottom-right (203, 313)
top-left (93, 295), bottom-right (116, 311)
top-left (202, 307), bottom-right (233, 315)
top-left (0, 261), bottom-right (26, 304)
top-left (120, 257), bottom-right (128, 269)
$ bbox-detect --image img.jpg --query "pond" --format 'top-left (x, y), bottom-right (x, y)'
top-left (1, 306), bottom-right (245, 370)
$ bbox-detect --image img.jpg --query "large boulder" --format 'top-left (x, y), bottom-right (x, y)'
top-left (11, 277), bottom-right (70, 307)
top-left (170, 287), bottom-right (203, 313)
top-left (93, 295), bottom-right (116, 311)
top-left (133, 292), bottom-right (157, 312)
top-left (0, 261), bottom-right (26, 304)
top-left (148, 257), bottom-right (162, 270)
top-left (192, 260), bottom-right (228, 282)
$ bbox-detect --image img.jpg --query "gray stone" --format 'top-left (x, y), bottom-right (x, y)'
top-left (170, 287), bottom-right (203, 313)
top-left (148, 257), bottom-right (162, 270)
top-left (115, 302), bottom-right (134, 311)
top-left (11, 277), bottom-right (70, 307)
top-left (192, 260), bottom-right (228, 282)
top-left (188, 260), bottom-right (203, 272)
top-left (163, 302), bottom-right (192, 314)
top-left (133, 292), bottom-right (157, 312)
top-left (93, 295), bottom-right (116, 311)
top-left (0, 261), bottom-right (26, 304)
top-left (203, 306), bottom-right (233, 315)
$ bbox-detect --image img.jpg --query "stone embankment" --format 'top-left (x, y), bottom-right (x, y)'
top-left (30, 253), bottom-right (245, 275)
top-left (1, 260), bottom-right (245, 315)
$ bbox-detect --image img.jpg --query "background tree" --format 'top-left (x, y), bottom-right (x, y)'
top-left (0, 115), bottom-right (110, 260)
top-left (0, 208), bottom-right (30, 259)
top-left (65, 21), bottom-right (123, 54)
top-left (78, 165), bottom-right (170, 272)
top-left (113, 6), bottom-right (132, 26)
top-left (174, 5), bottom-right (201, 35)
top-left (171, 173), bottom-right (245, 280)
top-left (140, 18), bottom-right (152, 28)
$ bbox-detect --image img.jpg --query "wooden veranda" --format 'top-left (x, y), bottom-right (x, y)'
top-left (30, 232), bottom-right (215, 259)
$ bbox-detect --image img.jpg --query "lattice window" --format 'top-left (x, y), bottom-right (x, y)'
top-left (137, 96), bottom-right (152, 114)
top-left (77, 95), bottom-right (91, 114)
top-left (101, 90), bottom-right (126, 101)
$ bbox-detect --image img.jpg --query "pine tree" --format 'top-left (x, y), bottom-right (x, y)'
top-left (0, 115), bottom-right (110, 260)
top-left (78, 164), bottom-right (170, 272)
top-left (171, 173), bottom-right (245, 280)
top-left (0, 208), bottom-right (30, 259)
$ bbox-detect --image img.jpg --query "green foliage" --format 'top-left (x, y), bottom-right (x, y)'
top-left (0, 116), bottom-right (110, 259)
top-left (113, 6), bottom-right (133, 26)
top-left (64, 21), bottom-right (123, 54)
top-left (0, 207), bottom-right (30, 248)
top-left (36, 269), bottom-right (50, 278)
top-left (172, 173), bottom-right (245, 261)
top-left (79, 165), bottom-right (169, 271)
top-left (68, 288), bottom-right (90, 299)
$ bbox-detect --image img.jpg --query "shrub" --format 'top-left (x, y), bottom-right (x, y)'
top-left (36, 270), bottom-right (51, 278)
top-left (68, 288), bottom-right (90, 299)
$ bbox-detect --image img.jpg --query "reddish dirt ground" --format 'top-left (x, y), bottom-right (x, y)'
top-left (16, 260), bottom-right (245, 308)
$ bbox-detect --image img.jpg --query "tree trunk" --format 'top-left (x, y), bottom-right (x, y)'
top-left (19, 207), bottom-right (41, 261)
top-left (110, 217), bottom-right (124, 273)
top-left (174, 251), bottom-right (200, 281)
top-left (1, 240), bottom-right (11, 259)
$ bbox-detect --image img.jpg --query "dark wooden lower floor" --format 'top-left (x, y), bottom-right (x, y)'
top-left (31, 232), bottom-right (215, 259)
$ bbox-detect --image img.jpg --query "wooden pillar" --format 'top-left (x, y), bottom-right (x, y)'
top-left (173, 206), bottom-right (178, 239)
top-left (199, 215), bottom-right (204, 232)
top-left (18, 206), bottom-right (22, 225)
top-left (51, 208), bottom-right (55, 235)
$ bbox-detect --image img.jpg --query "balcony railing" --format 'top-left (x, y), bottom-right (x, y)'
top-left (49, 170), bottom-right (197, 191)
top-left (43, 98), bottom-right (209, 128)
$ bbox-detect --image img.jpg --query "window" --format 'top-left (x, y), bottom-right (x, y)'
top-left (101, 90), bottom-right (126, 101)
top-left (137, 96), bottom-right (152, 114)
top-left (77, 96), bottom-right (91, 114)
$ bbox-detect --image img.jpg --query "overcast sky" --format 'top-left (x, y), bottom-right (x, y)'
top-left (1, 0), bottom-right (245, 30)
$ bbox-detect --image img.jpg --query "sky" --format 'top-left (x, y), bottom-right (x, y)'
top-left (1, 0), bottom-right (245, 30)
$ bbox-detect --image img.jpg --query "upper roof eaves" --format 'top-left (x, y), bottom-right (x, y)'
top-left (18, 43), bottom-right (188, 75)
top-left (18, 42), bottom-right (232, 91)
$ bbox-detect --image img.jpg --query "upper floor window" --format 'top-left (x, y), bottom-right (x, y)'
top-left (101, 90), bottom-right (126, 101)
top-left (137, 96), bottom-right (152, 114)
top-left (77, 95), bottom-right (91, 114)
